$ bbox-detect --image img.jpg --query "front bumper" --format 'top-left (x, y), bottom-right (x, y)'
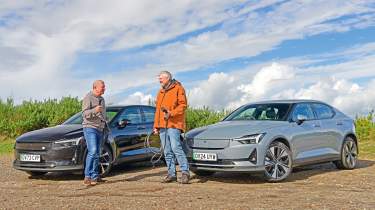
top-left (185, 140), bottom-right (266, 172)
top-left (13, 142), bottom-right (84, 172)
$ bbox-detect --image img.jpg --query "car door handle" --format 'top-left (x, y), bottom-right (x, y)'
top-left (312, 124), bottom-right (321, 128)
top-left (336, 121), bottom-right (343, 126)
top-left (137, 126), bottom-right (146, 130)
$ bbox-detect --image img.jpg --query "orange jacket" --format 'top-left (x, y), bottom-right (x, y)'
top-left (153, 80), bottom-right (187, 131)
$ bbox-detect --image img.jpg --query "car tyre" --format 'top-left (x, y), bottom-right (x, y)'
top-left (99, 144), bottom-right (113, 177)
top-left (263, 141), bottom-right (292, 182)
top-left (334, 136), bottom-right (358, 170)
top-left (26, 171), bottom-right (47, 176)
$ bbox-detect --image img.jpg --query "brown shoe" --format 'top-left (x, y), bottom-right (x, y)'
top-left (180, 173), bottom-right (190, 184)
top-left (83, 177), bottom-right (91, 186)
top-left (161, 175), bottom-right (177, 183)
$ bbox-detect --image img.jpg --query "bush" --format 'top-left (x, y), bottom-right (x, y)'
top-left (0, 97), bottom-right (81, 139)
top-left (186, 106), bottom-right (229, 131)
top-left (355, 110), bottom-right (375, 142)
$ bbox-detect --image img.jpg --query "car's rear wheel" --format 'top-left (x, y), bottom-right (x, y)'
top-left (26, 171), bottom-right (47, 176)
top-left (190, 168), bottom-right (215, 176)
top-left (99, 144), bottom-right (113, 177)
top-left (334, 136), bottom-right (358, 170)
top-left (264, 141), bottom-right (292, 182)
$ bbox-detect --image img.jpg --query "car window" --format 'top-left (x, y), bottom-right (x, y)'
top-left (142, 106), bottom-right (155, 123)
top-left (117, 107), bottom-right (142, 124)
top-left (291, 103), bottom-right (315, 121)
top-left (63, 110), bottom-right (119, 125)
top-left (312, 103), bottom-right (334, 119)
top-left (225, 103), bottom-right (291, 121)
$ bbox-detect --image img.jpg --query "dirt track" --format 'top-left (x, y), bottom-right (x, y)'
top-left (0, 154), bottom-right (374, 210)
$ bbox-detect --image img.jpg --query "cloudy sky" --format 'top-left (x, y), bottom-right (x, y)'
top-left (1, 0), bottom-right (375, 117)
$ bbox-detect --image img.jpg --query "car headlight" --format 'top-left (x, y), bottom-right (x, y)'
top-left (53, 137), bottom-right (82, 148)
top-left (233, 133), bottom-right (265, 144)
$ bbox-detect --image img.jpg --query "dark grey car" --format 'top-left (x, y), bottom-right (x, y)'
top-left (184, 100), bottom-right (358, 182)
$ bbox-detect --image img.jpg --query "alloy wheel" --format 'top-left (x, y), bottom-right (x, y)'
top-left (343, 139), bottom-right (357, 168)
top-left (99, 146), bottom-right (112, 176)
top-left (264, 143), bottom-right (291, 181)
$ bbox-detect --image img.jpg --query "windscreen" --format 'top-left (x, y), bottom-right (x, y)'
top-left (63, 109), bottom-right (120, 125)
top-left (224, 103), bottom-right (292, 121)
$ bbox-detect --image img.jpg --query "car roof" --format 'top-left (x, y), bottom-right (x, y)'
top-left (107, 105), bottom-right (155, 109)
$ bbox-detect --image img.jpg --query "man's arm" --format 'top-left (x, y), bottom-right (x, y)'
top-left (82, 96), bottom-right (96, 119)
top-left (169, 86), bottom-right (187, 117)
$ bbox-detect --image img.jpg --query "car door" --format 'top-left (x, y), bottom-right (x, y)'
top-left (110, 106), bottom-right (145, 156)
top-left (289, 103), bottom-right (323, 165)
top-left (141, 106), bottom-right (160, 149)
top-left (311, 103), bottom-right (342, 158)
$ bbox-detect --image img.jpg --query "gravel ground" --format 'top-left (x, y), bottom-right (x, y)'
top-left (0, 154), bottom-right (374, 210)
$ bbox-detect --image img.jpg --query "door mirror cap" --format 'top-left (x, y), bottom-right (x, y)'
top-left (296, 114), bottom-right (307, 125)
top-left (118, 119), bottom-right (130, 128)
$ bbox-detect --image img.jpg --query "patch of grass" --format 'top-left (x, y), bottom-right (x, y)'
top-left (0, 138), bottom-right (15, 155)
top-left (359, 140), bottom-right (375, 159)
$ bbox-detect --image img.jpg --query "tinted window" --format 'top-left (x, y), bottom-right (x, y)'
top-left (291, 103), bottom-right (315, 121)
top-left (117, 107), bottom-right (142, 124)
top-left (225, 103), bottom-right (291, 121)
top-left (142, 106), bottom-right (155, 123)
top-left (63, 110), bottom-right (120, 125)
top-left (312, 103), bottom-right (334, 119)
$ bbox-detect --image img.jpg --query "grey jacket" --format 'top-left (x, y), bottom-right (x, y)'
top-left (82, 91), bottom-right (106, 131)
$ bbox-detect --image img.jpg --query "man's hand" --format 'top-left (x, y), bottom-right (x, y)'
top-left (153, 128), bottom-right (159, 134)
top-left (95, 105), bottom-right (103, 113)
top-left (161, 107), bottom-right (170, 120)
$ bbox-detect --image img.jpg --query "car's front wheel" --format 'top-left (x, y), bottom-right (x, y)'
top-left (99, 144), bottom-right (113, 177)
top-left (334, 136), bottom-right (358, 170)
top-left (263, 141), bottom-right (292, 182)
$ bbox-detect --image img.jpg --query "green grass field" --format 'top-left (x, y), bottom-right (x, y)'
top-left (0, 138), bottom-right (14, 155)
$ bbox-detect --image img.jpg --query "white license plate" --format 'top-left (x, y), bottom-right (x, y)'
top-left (20, 154), bottom-right (40, 162)
top-left (193, 152), bottom-right (217, 161)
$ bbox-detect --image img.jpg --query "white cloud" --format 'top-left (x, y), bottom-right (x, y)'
top-left (0, 0), bottom-right (374, 109)
top-left (184, 62), bottom-right (375, 117)
top-left (119, 91), bottom-right (152, 105)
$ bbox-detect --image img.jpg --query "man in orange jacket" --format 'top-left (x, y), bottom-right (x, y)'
top-left (153, 71), bottom-right (190, 184)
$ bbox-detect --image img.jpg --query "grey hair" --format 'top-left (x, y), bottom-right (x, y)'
top-left (159, 71), bottom-right (172, 80)
top-left (92, 80), bottom-right (104, 89)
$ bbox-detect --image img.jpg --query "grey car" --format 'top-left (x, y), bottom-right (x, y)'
top-left (184, 100), bottom-right (358, 182)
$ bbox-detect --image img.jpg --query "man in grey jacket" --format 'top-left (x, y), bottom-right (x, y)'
top-left (82, 80), bottom-right (106, 186)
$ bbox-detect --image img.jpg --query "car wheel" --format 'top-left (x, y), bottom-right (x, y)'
top-left (190, 168), bottom-right (215, 176)
top-left (99, 144), bottom-right (113, 177)
top-left (334, 136), bottom-right (358, 170)
top-left (264, 141), bottom-right (292, 182)
top-left (26, 171), bottom-right (47, 176)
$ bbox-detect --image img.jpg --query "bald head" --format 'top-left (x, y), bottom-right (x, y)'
top-left (92, 80), bottom-right (105, 96)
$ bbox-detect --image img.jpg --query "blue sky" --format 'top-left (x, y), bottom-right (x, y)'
top-left (0, 0), bottom-right (375, 116)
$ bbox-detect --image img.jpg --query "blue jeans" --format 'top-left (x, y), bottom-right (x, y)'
top-left (159, 128), bottom-right (189, 177)
top-left (83, 127), bottom-right (102, 180)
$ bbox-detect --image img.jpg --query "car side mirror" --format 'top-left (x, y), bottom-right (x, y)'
top-left (296, 114), bottom-right (307, 125)
top-left (117, 119), bottom-right (130, 128)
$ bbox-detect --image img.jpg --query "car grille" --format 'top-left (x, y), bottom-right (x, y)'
top-left (15, 142), bottom-right (52, 151)
top-left (189, 138), bottom-right (230, 149)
